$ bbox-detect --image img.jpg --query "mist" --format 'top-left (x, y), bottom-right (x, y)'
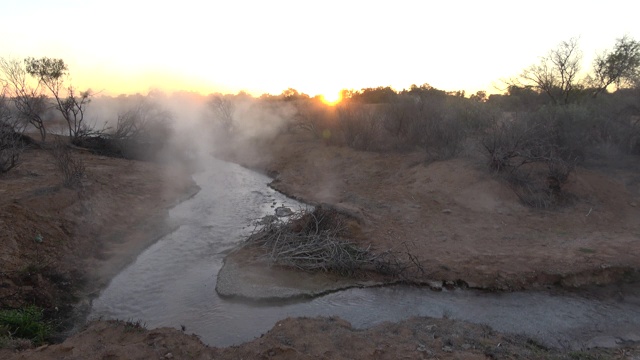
top-left (79, 90), bottom-right (298, 176)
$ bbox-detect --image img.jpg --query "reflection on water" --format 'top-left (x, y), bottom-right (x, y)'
top-left (90, 158), bottom-right (640, 349)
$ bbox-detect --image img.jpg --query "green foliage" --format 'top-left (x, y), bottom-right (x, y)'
top-left (350, 86), bottom-right (398, 104)
top-left (0, 306), bottom-right (51, 345)
top-left (24, 57), bottom-right (67, 81)
top-left (592, 35), bottom-right (640, 95)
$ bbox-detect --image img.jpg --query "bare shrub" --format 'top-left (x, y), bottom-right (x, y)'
top-left (110, 97), bottom-right (172, 160)
top-left (290, 99), bottom-right (330, 138)
top-left (404, 96), bottom-right (467, 160)
top-left (379, 94), bottom-right (472, 158)
top-left (336, 103), bottom-right (385, 151)
top-left (605, 100), bottom-right (640, 155)
top-left (0, 58), bottom-right (49, 142)
top-left (503, 163), bottom-right (575, 209)
top-left (421, 115), bottom-right (467, 161)
top-left (50, 141), bottom-right (85, 188)
top-left (0, 90), bottom-right (28, 174)
top-left (382, 96), bottom-right (421, 148)
top-left (208, 95), bottom-right (234, 134)
top-left (0, 125), bottom-right (24, 174)
top-left (247, 206), bottom-right (411, 276)
top-left (482, 112), bottom-right (578, 208)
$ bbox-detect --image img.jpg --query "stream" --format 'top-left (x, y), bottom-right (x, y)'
top-left (89, 158), bottom-right (640, 350)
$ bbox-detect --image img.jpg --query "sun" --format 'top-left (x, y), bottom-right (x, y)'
top-left (320, 92), bottom-right (342, 106)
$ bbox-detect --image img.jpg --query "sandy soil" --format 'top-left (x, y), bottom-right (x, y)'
top-left (5, 317), bottom-right (640, 360)
top-left (230, 132), bottom-right (640, 290)
top-left (0, 143), bottom-right (197, 335)
top-left (2, 132), bottom-right (640, 359)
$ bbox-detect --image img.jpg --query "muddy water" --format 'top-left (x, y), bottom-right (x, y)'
top-left (89, 158), bottom-right (640, 349)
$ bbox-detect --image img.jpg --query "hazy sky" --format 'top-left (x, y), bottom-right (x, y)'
top-left (1, 0), bottom-right (639, 98)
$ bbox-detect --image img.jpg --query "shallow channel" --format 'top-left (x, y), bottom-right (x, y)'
top-left (89, 158), bottom-right (640, 349)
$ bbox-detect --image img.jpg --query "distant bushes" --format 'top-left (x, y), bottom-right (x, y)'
top-left (291, 90), bottom-right (495, 161)
top-left (284, 84), bottom-right (639, 209)
top-left (72, 95), bottom-right (173, 161)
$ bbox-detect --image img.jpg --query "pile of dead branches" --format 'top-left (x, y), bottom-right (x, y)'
top-left (247, 206), bottom-right (410, 277)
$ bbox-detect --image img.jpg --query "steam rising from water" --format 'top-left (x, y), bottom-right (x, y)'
top-left (84, 90), bottom-right (296, 172)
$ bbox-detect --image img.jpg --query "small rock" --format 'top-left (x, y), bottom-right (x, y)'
top-left (164, 353), bottom-right (173, 359)
top-left (275, 206), bottom-right (294, 217)
top-left (586, 335), bottom-right (619, 349)
top-left (442, 209), bottom-right (452, 214)
top-left (259, 215), bottom-right (277, 225)
top-left (630, 202), bottom-right (638, 207)
top-left (621, 332), bottom-right (640, 342)
top-left (427, 280), bottom-right (443, 291)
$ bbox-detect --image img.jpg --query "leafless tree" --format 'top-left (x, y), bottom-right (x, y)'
top-left (290, 98), bottom-right (328, 137)
top-left (113, 97), bottom-right (171, 141)
top-left (208, 95), bottom-right (234, 134)
top-left (0, 87), bottom-right (29, 173)
top-left (110, 96), bottom-right (172, 159)
top-left (0, 58), bottom-right (48, 141)
top-left (517, 38), bottom-right (583, 105)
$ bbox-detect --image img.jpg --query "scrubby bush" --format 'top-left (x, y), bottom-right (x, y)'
top-left (0, 92), bottom-right (29, 174)
top-left (290, 98), bottom-right (332, 138)
top-left (0, 123), bottom-right (26, 174)
top-left (50, 140), bottom-right (85, 188)
top-left (482, 109), bottom-right (581, 208)
top-left (111, 98), bottom-right (172, 160)
top-left (208, 95), bottom-right (235, 134)
top-left (71, 95), bottom-right (173, 161)
top-left (336, 102), bottom-right (386, 151)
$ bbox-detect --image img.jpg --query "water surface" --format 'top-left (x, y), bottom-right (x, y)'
top-left (90, 158), bottom-right (640, 349)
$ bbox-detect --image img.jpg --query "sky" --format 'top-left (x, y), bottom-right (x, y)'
top-left (1, 0), bottom-right (639, 98)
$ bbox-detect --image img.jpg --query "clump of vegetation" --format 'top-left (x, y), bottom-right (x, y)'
top-left (247, 206), bottom-right (414, 277)
top-left (0, 120), bottom-right (26, 174)
top-left (0, 89), bottom-right (32, 174)
top-left (122, 319), bottom-right (147, 333)
top-left (109, 95), bottom-right (172, 160)
top-left (50, 140), bottom-right (85, 188)
top-left (0, 306), bottom-right (51, 346)
top-left (482, 112), bottom-right (580, 208)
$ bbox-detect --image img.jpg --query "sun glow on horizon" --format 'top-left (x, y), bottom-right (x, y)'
top-left (1, 1), bottom-right (639, 101)
top-left (320, 92), bottom-right (342, 106)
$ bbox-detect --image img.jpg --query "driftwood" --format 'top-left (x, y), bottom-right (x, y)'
top-left (247, 206), bottom-right (417, 277)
